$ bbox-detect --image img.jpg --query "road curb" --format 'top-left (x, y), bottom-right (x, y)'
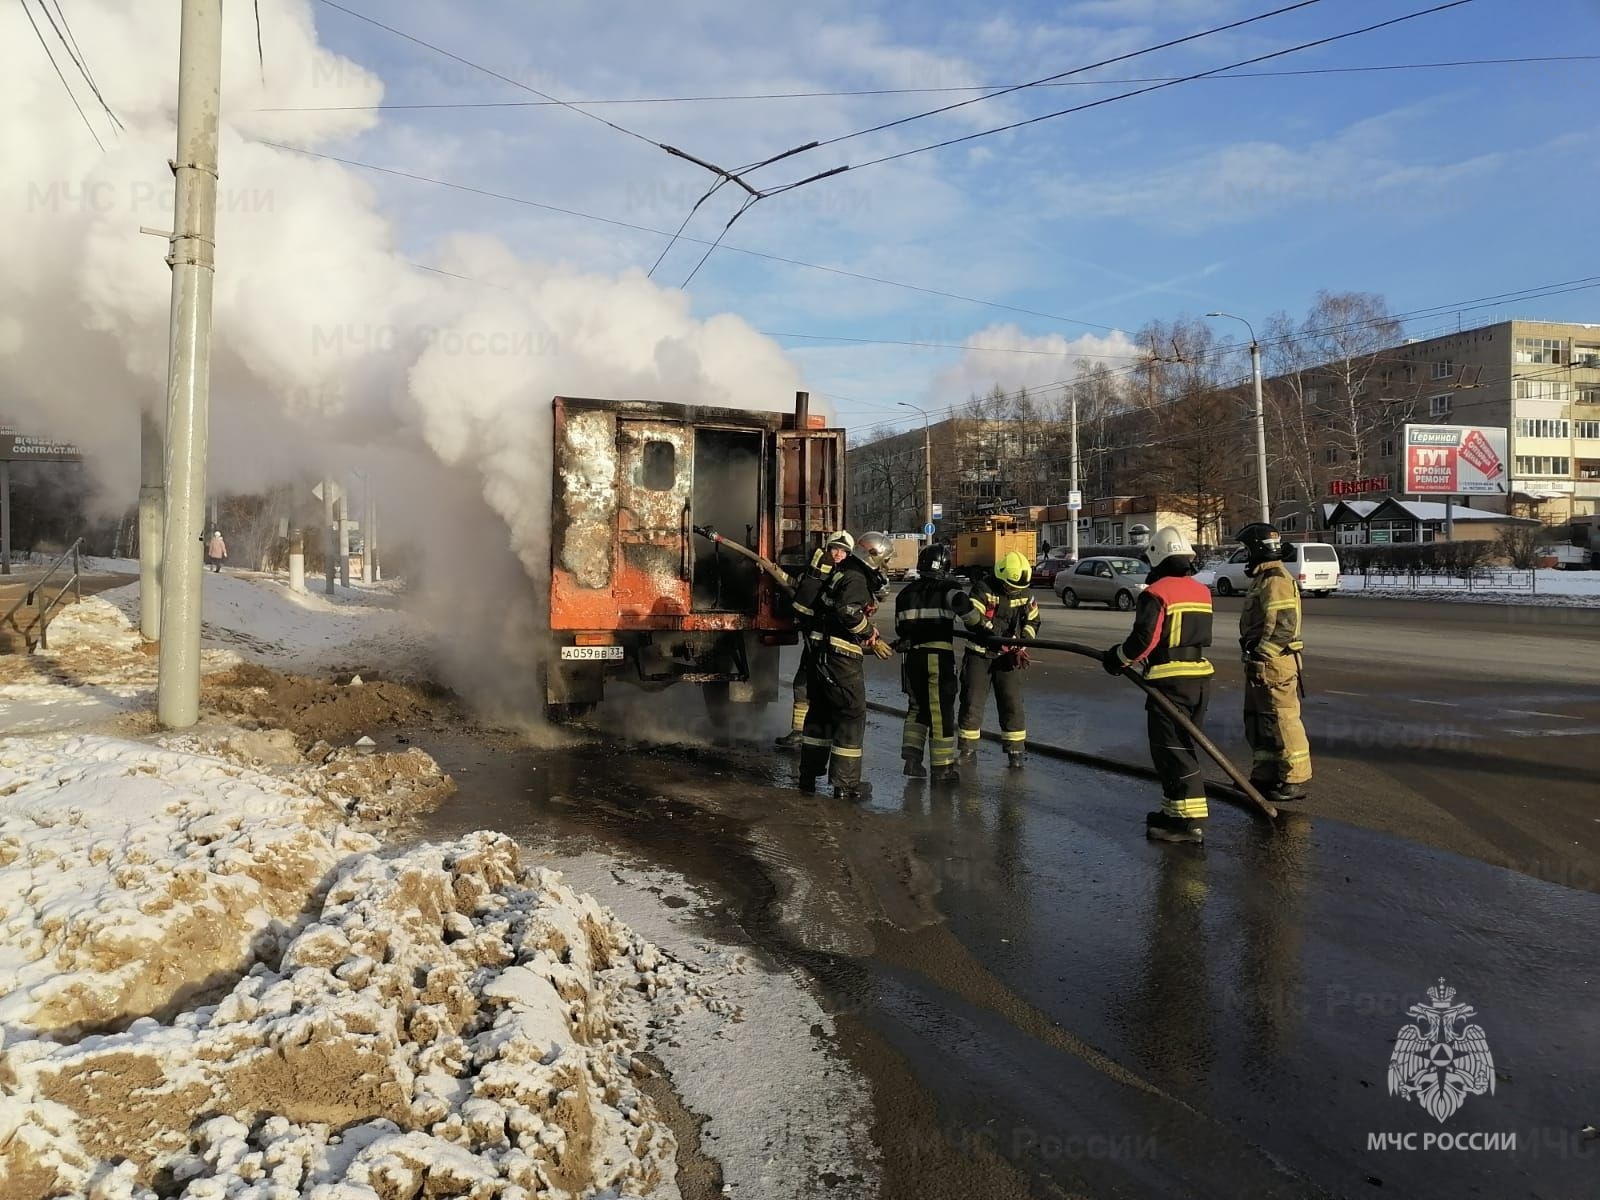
top-left (864, 697), bottom-right (1266, 820)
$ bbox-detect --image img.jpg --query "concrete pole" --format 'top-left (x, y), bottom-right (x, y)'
top-left (1069, 388), bottom-right (1081, 563)
top-left (371, 495), bottom-right (381, 581)
top-left (1251, 340), bottom-right (1270, 524)
top-left (0, 459), bottom-right (10, 576)
top-left (156, 0), bottom-right (222, 730)
top-left (337, 494), bottom-right (351, 587)
top-left (361, 474), bottom-right (374, 585)
top-left (323, 476), bottom-right (336, 595)
top-left (139, 409), bottom-right (164, 640)
top-left (288, 527), bottom-right (305, 593)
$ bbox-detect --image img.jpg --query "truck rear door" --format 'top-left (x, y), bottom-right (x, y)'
top-left (615, 419), bottom-right (693, 616)
top-left (775, 427), bottom-right (845, 570)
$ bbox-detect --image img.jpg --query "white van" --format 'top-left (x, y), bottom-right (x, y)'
top-left (1283, 541), bottom-right (1342, 596)
top-left (1212, 541), bottom-right (1342, 597)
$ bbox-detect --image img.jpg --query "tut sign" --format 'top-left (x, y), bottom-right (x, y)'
top-left (0, 434), bottom-right (84, 461)
top-left (1403, 425), bottom-right (1507, 495)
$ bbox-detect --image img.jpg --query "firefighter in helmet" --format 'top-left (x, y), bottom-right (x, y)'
top-left (800, 531), bottom-right (895, 800)
top-left (957, 550), bottom-right (1040, 768)
top-left (895, 543), bottom-right (992, 782)
top-left (1101, 526), bottom-right (1215, 843)
top-left (775, 539), bottom-right (838, 749)
top-left (1235, 522), bottom-right (1312, 803)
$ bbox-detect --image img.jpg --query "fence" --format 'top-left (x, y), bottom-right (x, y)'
top-left (1352, 566), bottom-right (1537, 593)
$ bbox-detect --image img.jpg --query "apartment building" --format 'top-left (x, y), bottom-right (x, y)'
top-left (1284, 319), bottom-right (1600, 528)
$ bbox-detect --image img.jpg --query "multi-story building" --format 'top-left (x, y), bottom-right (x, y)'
top-left (1275, 318), bottom-right (1600, 529)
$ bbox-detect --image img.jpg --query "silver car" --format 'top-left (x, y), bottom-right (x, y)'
top-left (1054, 555), bottom-right (1150, 610)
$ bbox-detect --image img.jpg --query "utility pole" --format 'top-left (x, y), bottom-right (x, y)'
top-left (361, 473), bottom-right (374, 585)
top-left (156, 0), bottom-right (223, 730)
top-left (370, 494), bottom-right (380, 581)
top-left (898, 402), bottom-right (934, 537)
top-left (1069, 386), bottom-right (1081, 563)
top-left (337, 493), bottom-right (351, 588)
top-left (1208, 312), bottom-right (1272, 524)
top-left (139, 409), bottom-right (164, 640)
top-left (0, 459), bottom-right (10, 576)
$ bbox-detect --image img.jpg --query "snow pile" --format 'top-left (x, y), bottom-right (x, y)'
top-left (0, 734), bottom-right (369, 1037)
top-left (0, 739), bottom-right (686, 1199)
top-left (1339, 570), bottom-right (1600, 607)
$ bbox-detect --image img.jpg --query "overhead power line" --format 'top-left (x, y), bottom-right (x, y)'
top-left (763, 0), bottom-right (1478, 197)
top-left (17, 0), bottom-right (102, 150)
top-left (258, 139), bottom-right (1123, 332)
top-left (255, 56), bottom-right (1600, 114)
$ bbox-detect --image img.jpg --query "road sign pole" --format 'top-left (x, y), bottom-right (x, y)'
top-left (323, 477), bottom-right (336, 595)
top-left (156, 0), bottom-right (222, 730)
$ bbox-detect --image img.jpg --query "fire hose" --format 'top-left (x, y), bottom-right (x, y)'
top-left (692, 525), bottom-right (794, 589)
top-left (974, 632), bottom-right (1278, 824)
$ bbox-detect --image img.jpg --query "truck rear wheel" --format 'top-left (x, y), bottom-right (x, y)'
top-left (545, 702), bottom-right (596, 725)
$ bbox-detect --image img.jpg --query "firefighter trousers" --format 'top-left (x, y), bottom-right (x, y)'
top-left (958, 651), bottom-right (1026, 750)
top-left (901, 647), bottom-right (958, 768)
top-left (800, 648), bottom-right (867, 789)
top-left (787, 644), bottom-right (812, 732)
top-left (1147, 677), bottom-right (1210, 821)
top-left (1243, 653), bottom-right (1312, 786)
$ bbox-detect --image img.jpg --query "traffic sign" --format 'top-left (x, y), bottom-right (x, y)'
top-left (311, 480), bottom-right (345, 504)
top-left (931, 502), bottom-right (943, 519)
top-left (923, 522), bottom-right (935, 537)
top-left (1067, 489), bottom-right (1082, 511)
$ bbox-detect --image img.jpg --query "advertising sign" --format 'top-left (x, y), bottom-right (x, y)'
top-left (0, 434), bottom-right (84, 462)
top-left (1403, 425), bottom-right (1508, 495)
top-left (1330, 475), bottom-right (1389, 497)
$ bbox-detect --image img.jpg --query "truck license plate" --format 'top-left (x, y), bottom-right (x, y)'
top-left (560, 645), bottom-right (624, 661)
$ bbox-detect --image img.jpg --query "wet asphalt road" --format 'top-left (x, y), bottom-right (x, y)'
top-left (893, 592), bottom-right (1600, 891)
top-left (417, 701), bottom-right (1600, 1200)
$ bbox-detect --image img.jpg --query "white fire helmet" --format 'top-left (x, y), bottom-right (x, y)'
top-left (1144, 525), bottom-right (1195, 568)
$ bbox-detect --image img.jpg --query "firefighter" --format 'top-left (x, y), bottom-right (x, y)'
top-left (1235, 521), bottom-right (1312, 803)
top-left (774, 542), bottom-right (837, 749)
top-left (957, 550), bottom-right (1040, 768)
top-left (800, 531), bottom-right (894, 800)
top-left (1100, 526), bottom-right (1214, 844)
top-left (895, 543), bottom-right (992, 782)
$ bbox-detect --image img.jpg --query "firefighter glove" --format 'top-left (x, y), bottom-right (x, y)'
top-left (1002, 646), bottom-right (1031, 670)
top-left (869, 636), bottom-right (895, 660)
top-left (1101, 647), bottom-right (1128, 676)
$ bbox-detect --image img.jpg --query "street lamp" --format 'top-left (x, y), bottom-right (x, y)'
top-left (897, 402), bottom-right (934, 537)
top-left (1207, 312), bottom-right (1272, 524)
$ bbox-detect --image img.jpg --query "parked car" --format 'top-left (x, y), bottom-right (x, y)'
top-left (1211, 541), bottom-right (1342, 597)
top-left (1054, 555), bottom-right (1150, 610)
top-left (1031, 555), bottom-right (1073, 587)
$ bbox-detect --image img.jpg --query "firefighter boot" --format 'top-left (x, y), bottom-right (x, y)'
top-left (797, 774), bottom-right (818, 794)
top-left (835, 782), bottom-right (873, 802)
top-left (932, 763), bottom-right (962, 785)
top-left (902, 752), bottom-right (927, 778)
top-left (1006, 750), bottom-right (1025, 770)
top-left (1267, 782), bottom-right (1309, 803)
top-left (775, 729), bottom-right (805, 749)
top-left (1145, 811), bottom-right (1204, 844)
top-left (958, 736), bottom-right (979, 763)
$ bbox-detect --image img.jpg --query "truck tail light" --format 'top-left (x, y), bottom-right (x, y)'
top-left (1297, 573), bottom-right (1306, 583)
top-left (574, 632), bottom-right (615, 646)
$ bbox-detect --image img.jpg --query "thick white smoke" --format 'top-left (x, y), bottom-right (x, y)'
top-left (1, 1), bottom-right (802, 714)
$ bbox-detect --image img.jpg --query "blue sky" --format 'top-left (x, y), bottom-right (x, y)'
top-left (290, 0), bottom-right (1600, 435)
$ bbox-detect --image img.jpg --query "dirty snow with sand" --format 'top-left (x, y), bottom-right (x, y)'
top-left (2, 572), bottom-right (874, 1198)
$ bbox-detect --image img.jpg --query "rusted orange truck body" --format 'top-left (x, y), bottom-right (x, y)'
top-left (546, 392), bottom-right (844, 718)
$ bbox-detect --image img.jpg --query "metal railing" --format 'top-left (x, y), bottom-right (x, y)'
top-left (1, 538), bottom-right (83, 652)
top-left (1354, 565), bottom-right (1536, 593)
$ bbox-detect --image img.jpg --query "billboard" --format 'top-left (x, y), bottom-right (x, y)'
top-left (1403, 425), bottom-right (1508, 495)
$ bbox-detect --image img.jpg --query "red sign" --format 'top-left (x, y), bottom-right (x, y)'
top-left (1330, 475), bottom-right (1389, 497)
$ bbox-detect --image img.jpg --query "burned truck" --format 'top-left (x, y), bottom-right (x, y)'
top-left (546, 392), bottom-right (844, 722)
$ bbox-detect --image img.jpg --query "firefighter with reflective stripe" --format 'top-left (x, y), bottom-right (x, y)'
top-left (1101, 526), bottom-right (1215, 844)
top-left (775, 543), bottom-right (836, 749)
top-left (1236, 522), bottom-right (1312, 803)
top-left (958, 551), bottom-right (1040, 768)
top-left (895, 543), bottom-right (991, 782)
top-left (800, 531), bottom-right (894, 800)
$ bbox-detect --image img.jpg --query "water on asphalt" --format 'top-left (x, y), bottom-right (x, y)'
top-left (416, 712), bottom-right (1600, 1199)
